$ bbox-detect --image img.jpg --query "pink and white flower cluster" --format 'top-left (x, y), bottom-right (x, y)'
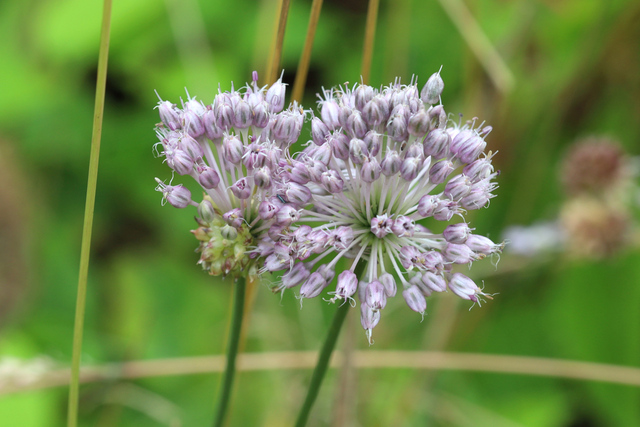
top-left (154, 71), bottom-right (503, 342)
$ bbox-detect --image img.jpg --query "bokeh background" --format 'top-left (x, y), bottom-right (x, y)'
top-left (1, 0), bottom-right (640, 425)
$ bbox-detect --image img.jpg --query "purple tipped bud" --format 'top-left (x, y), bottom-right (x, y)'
top-left (421, 71), bottom-right (445, 105)
top-left (321, 170), bottom-right (344, 193)
top-left (463, 157), bottom-right (494, 181)
top-left (180, 134), bottom-right (203, 161)
top-left (330, 226), bottom-right (354, 250)
top-left (223, 208), bottom-right (244, 228)
top-left (381, 150), bottom-right (401, 176)
top-left (334, 270), bottom-right (358, 300)
top-left (290, 161), bottom-right (311, 184)
top-left (328, 132), bottom-right (350, 161)
top-left (386, 107), bottom-right (409, 142)
top-left (308, 229), bottom-right (329, 253)
top-left (258, 200), bottom-right (279, 220)
top-left (346, 110), bottom-right (368, 139)
top-left (311, 116), bottom-right (330, 146)
top-left (215, 102), bottom-right (234, 130)
top-left (423, 129), bottom-right (451, 159)
top-left (443, 223), bottom-right (472, 243)
top-left (157, 101), bottom-right (181, 130)
top-left (460, 187), bottom-right (493, 210)
top-left (379, 273), bottom-right (397, 297)
top-left (433, 199), bottom-right (462, 221)
top-left (349, 138), bottom-right (368, 165)
top-left (451, 130), bottom-right (487, 164)
top-left (170, 150), bottom-right (194, 175)
top-left (230, 177), bottom-right (251, 199)
top-left (444, 175), bottom-right (472, 200)
top-left (317, 264), bottom-right (336, 284)
top-left (421, 271), bottom-right (447, 293)
top-left (252, 102), bottom-right (270, 128)
top-left (417, 194), bottom-right (439, 217)
top-left (254, 166), bottom-right (271, 189)
top-left (403, 285), bottom-right (427, 314)
top-left (444, 242), bottom-right (477, 264)
top-left (371, 214), bottom-right (394, 238)
top-left (300, 272), bottom-right (328, 299)
top-left (391, 215), bottom-right (415, 237)
top-left (233, 100), bottom-right (252, 129)
top-left (285, 182), bottom-right (312, 206)
top-left (429, 159), bottom-right (455, 184)
top-left (203, 108), bottom-right (223, 140)
top-left (183, 110), bottom-right (205, 138)
top-left (313, 143), bottom-right (333, 165)
top-left (365, 280), bottom-right (387, 311)
top-left (448, 273), bottom-right (483, 301)
top-left (198, 166), bottom-right (220, 189)
top-left (466, 235), bottom-right (502, 255)
top-left (408, 109), bottom-right (432, 138)
top-left (400, 157), bottom-right (422, 181)
top-left (355, 84), bottom-right (375, 111)
top-left (266, 76), bottom-right (287, 113)
top-left (320, 98), bottom-right (341, 129)
top-left (160, 182), bottom-right (191, 209)
top-left (363, 131), bottom-right (382, 157)
top-left (282, 264), bottom-right (311, 289)
top-left (223, 135), bottom-right (244, 164)
top-left (361, 157), bottom-right (382, 183)
top-left (362, 100), bottom-right (384, 127)
top-left (360, 305), bottom-right (381, 344)
top-left (275, 204), bottom-right (300, 226)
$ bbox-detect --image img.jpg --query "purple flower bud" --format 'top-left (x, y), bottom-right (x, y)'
top-left (313, 143), bottom-right (333, 166)
top-left (423, 129), bottom-right (451, 159)
top-left (223, 208), bottom-right (244, 228)
top-left (391, 215), bottom-right (415, 237)
top-left (451, 130), bottom-right (487, 164)
top-left (266, 76), bottom-right (287, 113)
top-left (408, 109), bottom-right (431, 139)
top-left (282, 263), bottom-right (311, 289)
top-left (268, 223), bottom-right (286, 241)
top-left (169, 149), bottom-right (194, 175)
top-left (400, 246), bottom-right (419, 269)
top-left (321, 170), bottom-right (344, 193)
top-left (346, 110), bottom-right (367, 139)
top-left (230, 177), bottom-right (251, 199)
top-left (334, 270), bottom-right (358, 300)
top-left (317, 264), bottom-right (336, 284)
top-left (254, 166), bottom-right (271, 188)
top-left (443, 223), bottom-right (472, 243)
top-left (448, 272), bottom-right (481, 301)
top-left (360, 305), bottom-right (381, 344)
top-left (463, 157), bottom-right (494, 182)
top-left (400, 157), bottom-right (421, 181)
top-left (328, 132), bottom-right (350, 161)
top-left (379, 273), bottom-right (397, 297)
top-left (320, 98), bottom-right (341, 129)
top-left (381, 150), bottom-right (401, 176)
top-left (363, 131), bottom-right (382, 157)
top-left (421, 71), bottom-right (444, 105)
top-left (417, 194), bottom-right (439, 217)
top-left (180, 134), bottom-right (204, 161)
top-left (276, 204), bottom-right (300, 226)
top-left (198, 166), bottom-right (220, 189)
top-left (421, 271), bottom-right (447, 292)
top-left (443, 242), bottom-right (477, 264)
top-left (306, 159), bottom-right (327, 183)
top-left (460, 187), bottom-right (493, 210)
top-left (215, 101), bottom-right (234, 130)
top-left (300, 272), bottom-right (328, 299)
top-left (429, 159), bottom-right (455, 184)
top-left (252, 102), bottom-right (270, 128)
top-left (203, 108), bottom-right (223, 140)
top-left (308, 229), bottom-right (329, 253)
top-left (258, 200), bottom-right (279, 220)
top-left (362, 99), bottom-right (384, 127)
top-left (386, 106), bottom-right (408, 142)
top-left (355, 84), bottom-right (375, 111)
top-left (157, 101), bottom-right (181, 130)
top-left (311, 116), bottom-right (330, 146)
top-left (361, 157), bottom-right (382, 183)
top-left (285, 182), bottom-right (312, 206)
top-left (371, 214), bottom-right (394, 238)
top-left (183, 110), bottom-right (205, 138)
top-left (222, 134), bottom-right (244, 164)
top-left (232, 100), bottom-right (252, 129)
top-left (466, 235), bottom-right (502, 255)
top-left (349, 138), bottom-right (368, 165)
top-left (365, 280), bottom-right (387, 310)
top-left (160, 182), bottom-right (192, 209)
top-left (444, 175), bottom-right (472, 200)
top-left (290, 161), bottom-right (311, 184)
top-left (405, 143), bottom-right (424, 159)
top-left (264, 253), bottom-right (289, 272)
top-left (433, 199), bottom-right (461, 221)
top-left (403, 285), bottom-right (427, 314)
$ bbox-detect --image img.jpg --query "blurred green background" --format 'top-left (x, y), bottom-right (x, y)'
top-left (1, 0), bottom-right (639, 425)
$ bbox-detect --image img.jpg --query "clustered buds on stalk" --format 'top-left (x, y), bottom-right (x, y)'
top-left (154, 70), bottom-right (503, 343)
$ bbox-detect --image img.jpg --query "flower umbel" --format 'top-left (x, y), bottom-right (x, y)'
top-left (263, 73), bottom-right (503, 343)
top-left (153, 72), bottom-right (305, 280)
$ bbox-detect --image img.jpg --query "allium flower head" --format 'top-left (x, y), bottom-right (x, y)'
top-left (263, 74), bottom-right (503, 343)
top-left (153, 72), bottom-right (306, 280)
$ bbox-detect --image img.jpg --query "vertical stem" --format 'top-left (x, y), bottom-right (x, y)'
top-left (213, 277), bottom-right (247, 427)
top-left (67, 1), bottom-right (112, 426)
top-left (266, 0), bottom-right (292, 85)
top-left (361, 0), bottom-right (380, 85)
top-left (291, 0), bottom-right (324, 103)
top-left (295, 302), bottom-right (350, 427)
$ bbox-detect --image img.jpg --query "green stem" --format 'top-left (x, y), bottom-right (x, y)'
top-left (294, 300), bottom-right (351, 427)
top-left (67, 1), bottom-right (112, 426)
top-left (213, 277), bottom-right (247, 427)
top-left (361, 0), bottom-right (380, 85)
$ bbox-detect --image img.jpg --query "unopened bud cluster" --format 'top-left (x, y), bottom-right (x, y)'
top-left (153, 70), bottom-right (503, 342)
